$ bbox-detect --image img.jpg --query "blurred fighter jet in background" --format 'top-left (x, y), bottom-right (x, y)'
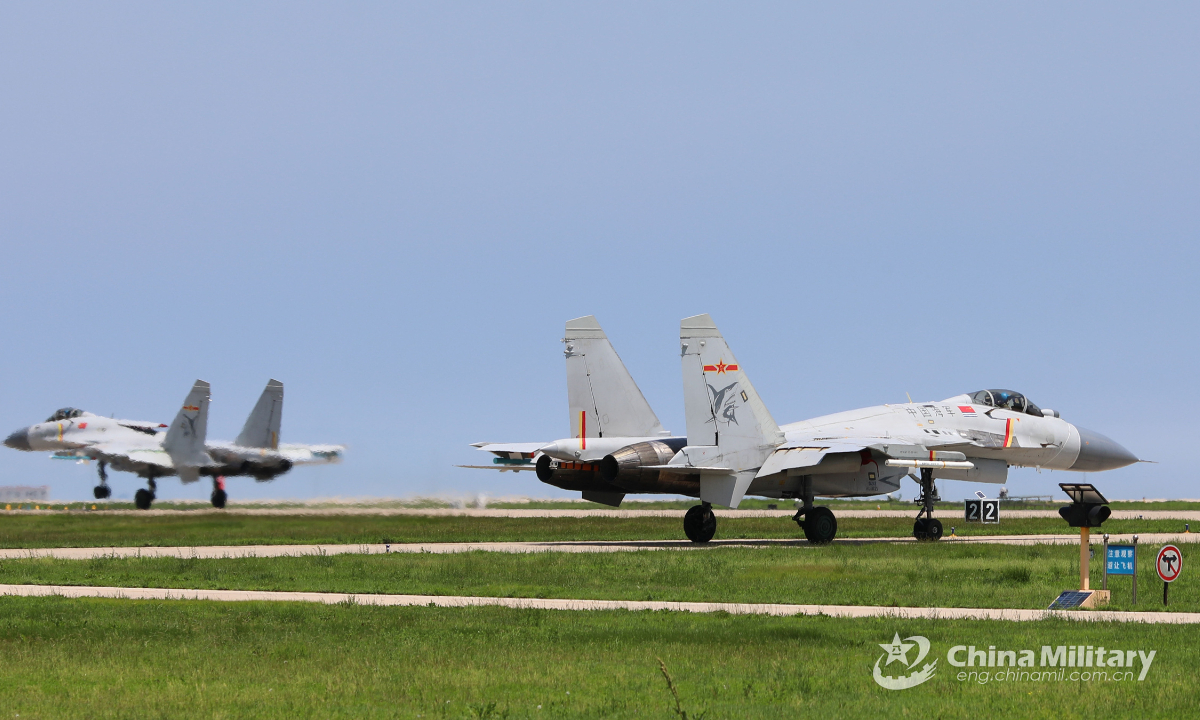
top-left (4, 379), bottom-right (343, 509)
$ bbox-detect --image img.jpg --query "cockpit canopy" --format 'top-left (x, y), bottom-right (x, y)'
top-left (968, 390), bottom-right (1043, 417)
top-left (45, 407), bottom-right (86, 423)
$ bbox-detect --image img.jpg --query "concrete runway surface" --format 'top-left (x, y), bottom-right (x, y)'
top-left (2, 532), bottom-right (1198, 561)
top-left (0, 583), bottom-right (1195, 624)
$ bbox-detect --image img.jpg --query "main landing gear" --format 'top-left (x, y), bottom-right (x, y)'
top-left (134, 478), bottom-right (157, 510)
top-left (211, 476), bottom-right (227, 509)
top-left (913, 468), bottom-right (943, 541)
top-left (683, 502), bottom-right (716, 543)
top-left (92, 461), bottom-right (111, 500)
top-left (793, 477), bottom-right (837, 544)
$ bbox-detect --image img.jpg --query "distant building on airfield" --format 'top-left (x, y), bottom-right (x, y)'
top-left (0, 485), bottom-right (49, 502)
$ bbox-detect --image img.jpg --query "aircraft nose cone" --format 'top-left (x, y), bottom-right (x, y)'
top-left (1071, 426), bottom-right (1138, 471)
top-left (4, 428), bottom-right (30, 451)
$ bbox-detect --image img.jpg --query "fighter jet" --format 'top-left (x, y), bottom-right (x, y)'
top-left (4, 379), bottom-right (343, 509)
top-left (647, 314), bottom-right (1139, 543)
top-left (464, 315), bottom-right (688, 506)
top-left (469, 314), bottom-right (1140, 544)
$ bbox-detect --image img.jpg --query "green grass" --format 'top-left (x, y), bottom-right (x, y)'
top-left (18, 497), bottom-right (1200, 512)
top-left (0, 512), bottom-right (1190, 548)
top-left (0, 597), bottom-right (1194, 718)
top-left (1, 543), bottom-right (1193, 613)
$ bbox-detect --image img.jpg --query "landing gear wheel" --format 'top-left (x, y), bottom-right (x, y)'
top-left (914, 518), bottom-right (943, 541)
top-left (93, 485), bottom-right (111, 500)
top-left (683, 504), bottom-right (717, 543)
top-left (802, 506), bottom-right (838, 545)
top-left (210, 489), bottom-right (227, 509)
top-left (134, 488), bottom-right (154, 510)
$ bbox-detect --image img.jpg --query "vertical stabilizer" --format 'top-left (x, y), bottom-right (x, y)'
top-left (678, 315), bottom-right (783, 506)
top-left (564, 316), bottom-right (666, 439)
top-left (236, 379), bottom-right (284, 449)
top-left (163, 380), bottom-right (213, 470)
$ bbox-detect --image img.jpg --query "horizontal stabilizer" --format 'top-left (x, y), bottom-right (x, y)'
top-left (472, 442), bottom-right (544, 459)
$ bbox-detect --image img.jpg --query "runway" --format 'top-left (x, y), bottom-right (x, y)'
top-left (8, 507), bottom-right (1200, 520)
top-left (1, 583), bottom-right (1195, 624)
top-left (3, 532), bottom-right (1197, 560)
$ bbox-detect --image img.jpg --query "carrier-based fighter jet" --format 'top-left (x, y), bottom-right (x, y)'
top-left (469, 315), bottom-right (1140, 544)
top-left (465, 315), bottom-right (688, 506)
top-left (4, 379), bottom-right (343, 509)
top-left (644, 314), bottom-right (1139, 543)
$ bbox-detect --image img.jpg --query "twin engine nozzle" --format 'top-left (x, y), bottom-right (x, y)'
top-left (534, 438), bottom-right (697, 495)
top-left (598, 440), bottom-right (679, 484)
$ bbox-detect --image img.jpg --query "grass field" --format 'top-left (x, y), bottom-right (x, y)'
top-left (1, 543), bottom-right (1193, 613)
top-left (0, 597), bottom-right (1193, 719)
top-left (0, 513), bottom-right (1189, 549)
top-left (15, 497), bottom-right (1200, 512)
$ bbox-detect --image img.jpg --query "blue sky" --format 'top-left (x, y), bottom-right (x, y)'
top-left (1, 3), bottom-right (1196, 502)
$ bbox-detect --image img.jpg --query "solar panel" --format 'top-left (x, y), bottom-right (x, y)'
top-left (1048, 591), bottom-right (1093, 609)
top-left (1059, 483), bottom-right (1108, 504)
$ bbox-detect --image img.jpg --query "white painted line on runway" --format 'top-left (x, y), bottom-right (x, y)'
top-left (1, 583), bottom-right (1196, 624)
top-left (2, 532), bottom-right (1198, 560)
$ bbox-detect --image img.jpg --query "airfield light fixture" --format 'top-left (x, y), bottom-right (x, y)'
top-left (1058, 483), bottom-right (1113, 594)
top-left (1057, 483), bottom-right (1112, 528)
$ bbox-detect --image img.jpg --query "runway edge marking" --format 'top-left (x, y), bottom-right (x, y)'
top-left (1, 584), bottom-right (1198, 624)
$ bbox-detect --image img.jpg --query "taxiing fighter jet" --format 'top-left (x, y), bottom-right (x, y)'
top-left (465, 315), bottom-right (689, 506)
top-left (4, 379), bottom-right (343, 509)
top-left (468, 314), bottom-right (1140, 544)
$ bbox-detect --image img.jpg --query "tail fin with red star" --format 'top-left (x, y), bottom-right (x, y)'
top-left (681, 316), bottom-right (782, 475)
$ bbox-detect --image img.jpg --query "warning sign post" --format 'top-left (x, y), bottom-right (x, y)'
top-left (1156, 545), bottom-right (1183, 606)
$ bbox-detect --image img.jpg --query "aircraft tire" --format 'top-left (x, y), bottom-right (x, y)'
top-left (926, 519), bottom-right (943, 541)
top-left (134, 488), bottom-right (154, 510)
top-left (683, 504), bottom-right (716, 543)
top-left (802, 507), bottom-right (837, 545)
top-left (211, 489), bottom-right (227, 509)
top-left (93, 485), bottom-right (110, 500)
top-left (913, 519), bottom-right (928, 541)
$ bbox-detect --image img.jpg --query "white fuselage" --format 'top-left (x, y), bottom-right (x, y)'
top-left (743, 397), bottom-right (1086, 500)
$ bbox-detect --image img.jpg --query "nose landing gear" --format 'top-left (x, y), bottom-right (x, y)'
top-left (210, 476), bottom-right (227, 509)
top-left (913, 469), bottom-right (943, 541)
top-left (92, 461), bottom-right (111, 500)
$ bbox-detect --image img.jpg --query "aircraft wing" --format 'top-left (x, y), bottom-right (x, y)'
top-left (276, 444), bottom-right (344, 464)
top-left (462, 442), bottom-right (545, 472)
top-left (757, 436), bottom-right (972, 477)
top-left (81, 443), bottom-right (189, 478)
